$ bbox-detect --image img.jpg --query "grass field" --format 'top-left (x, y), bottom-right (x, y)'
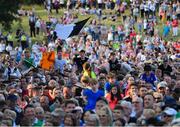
top-left (0, 5), bottom-right (179, 45)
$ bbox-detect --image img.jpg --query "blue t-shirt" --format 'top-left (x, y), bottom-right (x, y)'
top-left (163, 26), bottom-right (170, 35)
top-left (140, 72), bottom-right (157, 85)
top-left (104, 81), bottom-right (119, 93)
top-left (83, 89), bottom-right (104, 111)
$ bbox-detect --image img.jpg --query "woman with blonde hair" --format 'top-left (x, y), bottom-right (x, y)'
top-left (97, 105), bottom-right (113, 126)
top-left (137, 108), bottom-right (156, 126)
top-left (84, 113), bottom-right (100, 127)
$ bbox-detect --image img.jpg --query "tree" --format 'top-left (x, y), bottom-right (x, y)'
top-left (0, 0), bottom-right (21, 30)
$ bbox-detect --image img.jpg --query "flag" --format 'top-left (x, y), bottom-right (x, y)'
top-left (55, 17), bottom-right (90, 40)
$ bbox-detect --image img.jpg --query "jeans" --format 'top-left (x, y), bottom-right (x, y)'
top-left (173, 27), bottom-right (178, 36)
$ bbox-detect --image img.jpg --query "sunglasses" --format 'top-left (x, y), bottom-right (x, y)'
top-left (99, 114), bottom-right (107, 118)
top-left (163, 114), bottom-right (172, 118)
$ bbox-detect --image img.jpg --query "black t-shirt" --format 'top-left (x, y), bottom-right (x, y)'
top-left (123, 96), bottom-right (132, 103)
top-left (73, 56), bottom-right (88, 73)
top-left (109, 59), bottom-right (119, 72)
top-left (158, 64), bottom-right (172, 77)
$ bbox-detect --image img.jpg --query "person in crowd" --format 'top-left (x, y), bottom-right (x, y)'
top-left (97, 105), bottom-right (113, 126)
top-left (6, 32), bottom-right (14, 47)
top-left (140, 64), bottom-right (157, 88)
top-left (105, 85), bottom-right (123, 110)
top-left (144, 94), bottom-right (155, 109)
top-left (104, 72), bottom-right (119, 94)
top-left (54, 51), bottom-right (67, 74)
top-left (83, 62), bottom-right (96, 79)
top-left (73, 50), bottom-right (88, 74)
top-left (29, 12), bottom-right (36, 37)
top-left (83, 79), bottom-right (104, 111)
top-left (3, 59), bottom-right (21, 81)
top-left (20, 32), bottom-right (28, 50)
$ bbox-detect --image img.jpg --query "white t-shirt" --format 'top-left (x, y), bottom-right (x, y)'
top-left (97, 0), bottom-right (102, 4)
top-left (0, 43), bottom-right (6, 52)
top-left (108, 32), bottom-right (113, 41)
top-left (60, 0), bottom-right (64, 4)
top-left (35, 20), bottom-right (41, 28)
top-left (150, 3), bottom-right (155, 12)
top-left (48, 42), bottom-right (56, 50)
top-left (6, 45), bottom-right (12, 52)
top-left (144, 21), bottom-right (148, 29)
top-left (54, 58), bottom-right (67, 73)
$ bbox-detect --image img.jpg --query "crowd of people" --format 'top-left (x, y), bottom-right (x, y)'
top-left (0, 0), bottom-right (180, 126)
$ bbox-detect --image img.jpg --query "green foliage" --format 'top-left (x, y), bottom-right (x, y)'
top-left (124, 0), bottom-right (131, 5)
top-left (0, 0), bottom-right (21, 30)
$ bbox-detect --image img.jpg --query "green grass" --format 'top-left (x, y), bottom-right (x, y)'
top-left (0, 5), bottom-right (179, 45)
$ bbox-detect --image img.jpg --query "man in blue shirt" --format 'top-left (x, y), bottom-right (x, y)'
top-left (104, 72), bottom-right (119, 94)
top-left (140, 64), bottom-right (157, 88)
top-left (163, 24), bottom-right (170, 37)
top-left (83, 79), bottom-right (104, 111)
top-left (54, 51), bottom-right (67, 74)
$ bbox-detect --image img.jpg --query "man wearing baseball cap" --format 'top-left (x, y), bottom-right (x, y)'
top-left (161, 107), bottom-right (177, 125)
top-left (157, 81), bottom-right (167, 96)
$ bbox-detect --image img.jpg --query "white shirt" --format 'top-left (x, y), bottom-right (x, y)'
top-left (0, 43), bottom-right (6, 52)
top-left (140, 3), bottom-right (144, 10)
top-left (150, 3), bottom-right (155, 11)
top-left (48, 42), bottom-right (56, 50)
top-left (35, 20), bottom-right (41, 28)
top-left (60, 0), bottom-right (64, 4)
top-left (32, 44), bottom-right (40, 53)
top-left (4, 67), bottom-right (22, 80)
top-left (97, 0), bottom-right (102, 4)
top-left (144, 4), bottom-right (149, 11)
top-left (54, 58), bottom-right (67, 73)
top-left (144, 21), bottom-right (147, 29)
top-left (108, 32), bottom-right (113, 41)
top-left (6, 45), bottom-right (12, 52)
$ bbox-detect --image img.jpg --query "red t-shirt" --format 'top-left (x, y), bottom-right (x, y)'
top-left (172, 20), bottom-right (178, 27)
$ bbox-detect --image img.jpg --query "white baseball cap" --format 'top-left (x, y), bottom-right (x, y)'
top-left (163, 107), bottom-right (177, 116)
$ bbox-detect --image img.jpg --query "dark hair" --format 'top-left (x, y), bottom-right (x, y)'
top-left (116, 74), bottom-right (124, 81)
top-left (110, 85), bottom-right (122, 101)
top-left (64, 113), bottom-right (79, 126)
top-left (24, 104), bottom-right (34, 113)
top-left (110, 52), bottom-right (115, 56)
top-left (129, 83), bottom-right (138, 89)
top-left (144, 65), bottom-right (151, 72)
top-left (83, 62), bottom-right (91, 71)
top-left (54, 96), bottom-right (64, 105)
top-left (65, 99), bottom-right (76, 107)
top-left (107, 72), bottom-right (116, 79)
top-left (99, 68), bottom-right (108, 75)
top-left (113, 118), bottom-right (126, 126)
top-left (81, 76), bottom-right (90, 84)
top-left (80, 50), bottom-right (85, 53)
